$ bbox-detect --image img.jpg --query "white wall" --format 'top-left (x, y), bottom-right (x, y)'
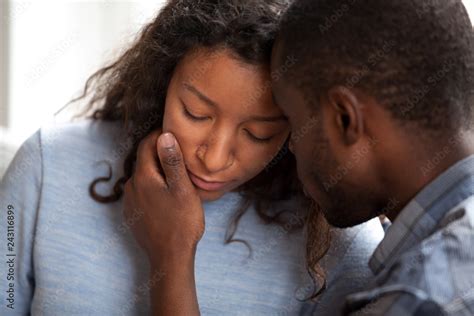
top-left (5, 0), bottom-right (164, 143)
top-left (0, 0), bottom-right (165, 178)
top-left (465, 0), bottom-right (474, 20)
top-left (0, 0), bottom-right (9, 127)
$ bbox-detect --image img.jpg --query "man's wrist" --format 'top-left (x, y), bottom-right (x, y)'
top-left (148, 246), bottom-right (197, 270)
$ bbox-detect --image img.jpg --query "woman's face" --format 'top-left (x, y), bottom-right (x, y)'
top-left (163, 48), bottom-right (290, 201)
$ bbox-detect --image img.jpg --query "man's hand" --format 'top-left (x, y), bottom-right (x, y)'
top-left (123, 130), bottom-right (204, 264)
top-left (123, 130), bottom-right (203, 316)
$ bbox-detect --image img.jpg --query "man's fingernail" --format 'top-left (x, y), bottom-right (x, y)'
top-left (160, 133), bottom-right (175, 149)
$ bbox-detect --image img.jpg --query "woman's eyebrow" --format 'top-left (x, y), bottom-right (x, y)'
top-left (183, 83), bottom-right (218, 108)
top-left (183, 82), bottom-right (287, 123)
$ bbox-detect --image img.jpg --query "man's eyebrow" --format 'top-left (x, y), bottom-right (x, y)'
top-left (183, 83), bottom-right (218, 108)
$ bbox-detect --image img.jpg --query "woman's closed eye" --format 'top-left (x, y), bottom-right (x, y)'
top-left (181, 102), bottom-right (281, 144)
top-left (182, 104), bottom-right (209, 121)
top-left (244, 129), bottom-right (274, 144)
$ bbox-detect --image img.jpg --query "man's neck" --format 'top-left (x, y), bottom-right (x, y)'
top-left (385, 133), bottom-right (474, 222)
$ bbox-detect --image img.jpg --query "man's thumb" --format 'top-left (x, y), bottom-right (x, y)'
top-left (157, 133), bottom-right (193, 193)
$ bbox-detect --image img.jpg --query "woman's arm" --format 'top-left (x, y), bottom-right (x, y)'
top-left (123, 131), bottom-right (203, 316)
top-left (0, 130), bottom-right (41, 314)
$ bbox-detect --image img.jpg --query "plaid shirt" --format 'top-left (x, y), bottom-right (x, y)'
top-left (344, 155), bottom-right (474, 316)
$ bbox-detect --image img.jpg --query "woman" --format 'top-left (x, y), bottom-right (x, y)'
top-left (0, 0), bottom-right (383, 315)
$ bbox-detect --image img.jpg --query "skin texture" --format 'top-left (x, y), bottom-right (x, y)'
top-left (271, 39), bottom-right (474, 227)
top-left (123, 49), bottom-right (290, 315)
top-left (162, 48), bottom-right (290, 201)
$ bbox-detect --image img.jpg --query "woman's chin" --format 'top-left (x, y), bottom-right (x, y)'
top-left (197, 189), bottom-right (226, 202)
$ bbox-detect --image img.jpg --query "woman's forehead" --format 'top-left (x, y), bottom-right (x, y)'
top-left (173, 49), bottom-right (283, 118)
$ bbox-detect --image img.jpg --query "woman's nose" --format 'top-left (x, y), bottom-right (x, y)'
top-left (197, 134), bottom-right (234, 174)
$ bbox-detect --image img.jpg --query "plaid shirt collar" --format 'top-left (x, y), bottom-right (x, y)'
top-left (369, 154), bottom-right (474, 275)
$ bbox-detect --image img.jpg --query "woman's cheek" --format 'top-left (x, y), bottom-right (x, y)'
top-left (241, 144), bottom-right (280, 177)
top-left (163, 111), bottom-right (197, 160)
top-left (162, 102), bottom-right (182, 132)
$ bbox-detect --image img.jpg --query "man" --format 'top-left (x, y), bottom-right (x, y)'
top-left (271, 0), bottom-right (474, 314)
top-left (124, 0), bottom-right (474, 315)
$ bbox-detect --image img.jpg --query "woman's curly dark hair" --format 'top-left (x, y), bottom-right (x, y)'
top-left (69, 0), bottom-right (330, 299)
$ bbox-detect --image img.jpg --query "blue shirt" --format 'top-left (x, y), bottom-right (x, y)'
top-left (345, 155), bottom-right (474, 315)
top-left (0, 119), bottom-right (384, 315)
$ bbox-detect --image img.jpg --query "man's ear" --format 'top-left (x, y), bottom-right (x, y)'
top-left (326, 86), bottom-right (364, 145)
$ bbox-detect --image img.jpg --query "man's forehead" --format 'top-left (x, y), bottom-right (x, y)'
top-left (270, 37), bottom-right (287, 70)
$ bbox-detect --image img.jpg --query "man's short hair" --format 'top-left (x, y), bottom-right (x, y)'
top-left (277, 0), bottom-right (474, 133)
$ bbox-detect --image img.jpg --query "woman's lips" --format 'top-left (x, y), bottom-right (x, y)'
top-left (187, 171), bottom-right (230, 192)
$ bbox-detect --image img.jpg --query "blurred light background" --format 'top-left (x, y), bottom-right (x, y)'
top-left (0, 0), bottom-right (474, 178)
top-left (0, 0), bottom-right (165, 177)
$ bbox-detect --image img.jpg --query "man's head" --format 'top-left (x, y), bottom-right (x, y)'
top-left (272, 0), bottom-right (474, 227)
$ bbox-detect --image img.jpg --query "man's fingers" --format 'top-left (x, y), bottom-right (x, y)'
top-left (157, 132), bottom-right (193, 193)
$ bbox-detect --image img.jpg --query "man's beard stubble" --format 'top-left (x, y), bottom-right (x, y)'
top-left (308, 130), bottom-right (382, 228)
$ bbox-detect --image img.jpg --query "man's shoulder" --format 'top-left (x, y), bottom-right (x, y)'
top-left (381, 200), bottom-right (474, 308)
top-left (418, 195), bottom-right (474, 268)
top-left (345, 203), bottom-right (474, 315)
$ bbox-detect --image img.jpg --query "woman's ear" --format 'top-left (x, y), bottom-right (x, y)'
top-left (326, 86), bottom-right (365, 146)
